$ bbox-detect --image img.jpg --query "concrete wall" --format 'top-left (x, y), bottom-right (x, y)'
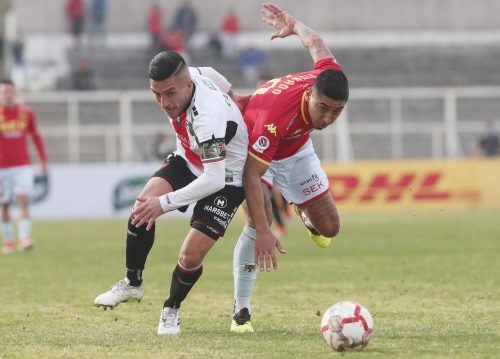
top-left (13, 0), bottom-right (500, 34)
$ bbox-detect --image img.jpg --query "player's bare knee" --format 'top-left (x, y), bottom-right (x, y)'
top-left (178, 251), bottom-right (203, 269)
top-left (318, 219), bottom-right (340, 238)
top-left (323, 224), bottom-right (340, 238)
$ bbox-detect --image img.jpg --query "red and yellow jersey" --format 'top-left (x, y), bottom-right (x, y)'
top-left (0, 104), bottom-right (47, 169)
top-left (244, 57), bottom-right (343, 165)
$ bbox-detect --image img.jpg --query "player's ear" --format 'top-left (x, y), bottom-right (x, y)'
top-left (186, 77), bottom-right (194, 91)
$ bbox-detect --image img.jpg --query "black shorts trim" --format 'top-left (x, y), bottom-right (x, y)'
top-left (191, 220), bottom-right (222, 241)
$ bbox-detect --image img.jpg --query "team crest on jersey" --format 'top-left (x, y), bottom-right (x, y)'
top-left (252, 136), bottom-right (270, 153)
top-left (265, 123), bottom-right (277, 136)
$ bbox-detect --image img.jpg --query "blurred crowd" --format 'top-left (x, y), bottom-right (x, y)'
top-left (61, 0), bottom-right (266, 90)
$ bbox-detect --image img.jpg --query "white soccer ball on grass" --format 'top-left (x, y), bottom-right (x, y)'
top-left (320, 300), bottom-right (374, 352)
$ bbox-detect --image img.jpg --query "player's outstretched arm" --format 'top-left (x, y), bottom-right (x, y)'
top-left (243, 156), bottom-right (286, 272)
top-left (261, 2), bottom-right (333, 63)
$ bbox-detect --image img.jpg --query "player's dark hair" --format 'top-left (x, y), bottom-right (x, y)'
top-left (0, 79), bottom-right (14, 86)
top-left (313, 70), bottom-right (349, 101)
top-left (148, 51), bottom-right (187, 81)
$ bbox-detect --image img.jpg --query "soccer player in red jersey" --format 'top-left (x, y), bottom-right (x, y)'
top-left (231, 3), bottom-right (349, 332)
top-left (0, 79), bottom-right (48, 253)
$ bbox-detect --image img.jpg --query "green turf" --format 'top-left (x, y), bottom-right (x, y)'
top-left (1, 209), bottom-right (499, 358)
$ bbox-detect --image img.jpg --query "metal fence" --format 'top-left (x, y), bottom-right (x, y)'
top-left (22, 86), bottom-right (500, 164)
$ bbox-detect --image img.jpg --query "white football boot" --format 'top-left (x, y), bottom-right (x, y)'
top-left (157, 307), bottom-right (181, 335)
top-left (18, 238), bottom-right (34, 251)
top-left (94, 277), bottom-right (144, 310)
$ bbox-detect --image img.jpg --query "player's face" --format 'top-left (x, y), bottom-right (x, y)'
top-left (307, 89), bottom-right (346, 130)
top-left (0, 83), bottom-right (16, 108)
top-left (150, 75), bottom-right (193, 118)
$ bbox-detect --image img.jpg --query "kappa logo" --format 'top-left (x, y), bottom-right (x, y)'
top-left (252, 136), bottom-right (270, 153)
top-left (265, 123), bottom-right (277, 136)
top-left (214, 196), bottom-right (228, 208)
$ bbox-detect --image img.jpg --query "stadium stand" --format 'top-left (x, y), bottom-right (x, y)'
top-left (56, 43), bottom-right (500, 90)
top-left (6, 0), bottom-right (500, 163)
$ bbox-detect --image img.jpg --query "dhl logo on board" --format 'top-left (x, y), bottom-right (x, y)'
top-left (323, 159), bottom-right (500, 210)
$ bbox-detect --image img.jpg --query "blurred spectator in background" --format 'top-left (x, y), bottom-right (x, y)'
top-left (12, 30), bottom-right (24, 66)
top-left (237, 47), bottom-right (265, 88)
top-left (147, 3), bottom-right (163, 52)
top-left (475, 121), bottom-right (499, 157)
top-left (207, 33), bottom-right (223, 59)
top-left (159, 27), bottom-right (190, 64)
top-left (173, 0), bottom-right (197, 49)
top-left (72, 59), bottom-right (96, 90)
top-left (10, 30), bottom-right (28, 88)
top-left (220, 8), bottom-right (240, 60)
top-left (66, 0), bottom-right (85, 49)
top-left (0, 79), bottom-right (48, 254)
top-left (89, 0), bottom-right (107, 47)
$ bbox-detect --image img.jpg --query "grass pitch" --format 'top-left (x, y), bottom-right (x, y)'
top-left (0, 209), bottom-right (499, 358)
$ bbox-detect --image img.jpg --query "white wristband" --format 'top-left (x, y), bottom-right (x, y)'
top-left (159, 194), bottom-right (172, 213)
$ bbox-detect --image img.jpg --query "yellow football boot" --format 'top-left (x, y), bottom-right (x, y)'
top-left (294, 206), bottom-right (332, 248)
top-left (230, 308), bottom-right (254, 333)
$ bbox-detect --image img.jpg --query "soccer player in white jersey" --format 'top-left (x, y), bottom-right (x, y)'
top-left (94, 51), bottom-right (248, 335)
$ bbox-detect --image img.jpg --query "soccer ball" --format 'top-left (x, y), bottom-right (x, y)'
top-left (320, 300), bottom-right (374, 352)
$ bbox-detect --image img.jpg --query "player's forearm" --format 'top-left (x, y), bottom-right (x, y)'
top-left (293, 20), bottom-right (331, 63)
top-left (243, 173), bottom-right (269, 233)
top-left (159, 160), bottom-right (225, 212)
top-left (33, 133), bottom-right (48, 163)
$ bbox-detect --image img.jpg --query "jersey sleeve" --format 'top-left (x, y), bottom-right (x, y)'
top-left (193, 107), bottom-right (227, 146)
top-left (189, 66), bottom-right (232, 94)
top-left (314, 57), bottom-right (343, 72)
top-left (159, 160), bottom-right (225, 212)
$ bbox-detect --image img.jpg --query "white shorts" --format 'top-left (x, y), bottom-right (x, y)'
top-left (0, 165), bottom-right (35, 203)
top-left (261, 140), bottom-right (330, 206)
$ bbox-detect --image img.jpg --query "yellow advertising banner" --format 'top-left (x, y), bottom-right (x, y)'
top-left (322, 159), bottom-right (500, 210)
